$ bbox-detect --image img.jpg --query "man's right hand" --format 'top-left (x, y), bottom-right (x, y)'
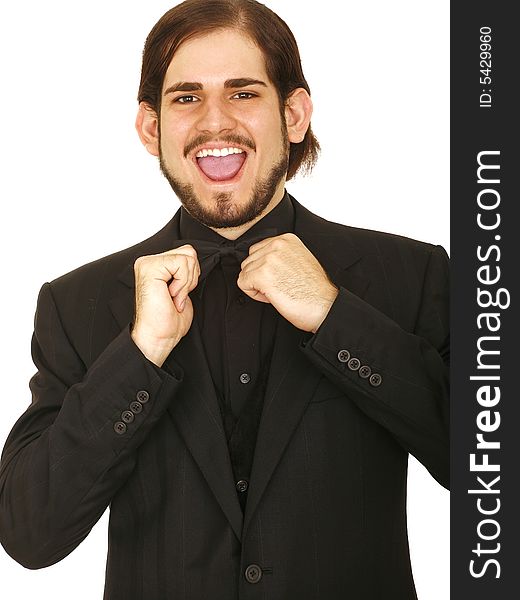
top-left (131, 245), bottom-right (200, 367)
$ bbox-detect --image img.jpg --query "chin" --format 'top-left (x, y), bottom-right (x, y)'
top-left (196, 197), bottom-right (262, 229)
top-left (160, 150), bottom-right (287, 229)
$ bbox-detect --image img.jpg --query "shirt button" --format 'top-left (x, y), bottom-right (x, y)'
top-left (348, 357), bottom-right (361, 371)
top-left (121, 410), bottom-right (135, 424)
top-left (236, 479), bottom-right (249, 493)
top-left (369, 373), bottom-right (383, 387)
top-left (136, 390), bottom-right (150, 404)
top-left (358, 365), bottom-right (372, 379)
top-left (244, 564), bottom-right (263, 584)
top-left (130, 401), bottom-right (143, 414)
top-left (114, 421), bottom-right (127, 435)
top-left (337, 350), bottom-right (350, 363)
top-left (237, 295), bottom-right (247, 306)
top-left (240, 373), bottom-right (251, 384)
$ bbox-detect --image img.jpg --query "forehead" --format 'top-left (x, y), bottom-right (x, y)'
top-left (163, 28), bottom-right (269, 88)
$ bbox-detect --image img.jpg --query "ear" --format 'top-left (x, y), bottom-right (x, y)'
top-left (284, 88), bottom-right (313, 144)
top-left (135, 102), bottom-right (160, 157)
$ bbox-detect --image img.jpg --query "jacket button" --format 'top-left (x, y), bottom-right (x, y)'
top-left (121, 410), bottom-right (135, 424)
top-left (240, 373), bottom-right (251, 384)
top-left (130, 401), bottom-right (143, 414)
top-left (348, 357), bottom-right (361, 371)
top-left (369, 373), bottom-right (383, 387)
top-left (337, 350), bottom-right (350, 363)
top-left (114, 421), bottom-right (127, 435)
top-left (359, 365), bottom-right (372, 379)
top-left (236, 479), bottom-right (249, 493)
top-left (136, 390), bottom-right (150, 404)
top-left (245, 564), bottom-right (262, 584)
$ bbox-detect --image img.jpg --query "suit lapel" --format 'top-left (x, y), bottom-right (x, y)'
top-left (243, 198), bottom-right (371, 536)
top-left (242, 316), bottom-right (321, 537)
top-left (107, 212), bottom-right (243, 542)
top-left (164, 324), bottom-right (244, 542)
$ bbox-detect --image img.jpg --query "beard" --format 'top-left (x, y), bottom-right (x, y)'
top-left (159, 126), bottom-right (289, 229)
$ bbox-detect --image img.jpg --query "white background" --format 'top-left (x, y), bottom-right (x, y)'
top-left (0, 1), bottom-right (450, 598)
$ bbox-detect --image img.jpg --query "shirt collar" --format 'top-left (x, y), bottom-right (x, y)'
top-left (179, 191), bottom-right (295, 244)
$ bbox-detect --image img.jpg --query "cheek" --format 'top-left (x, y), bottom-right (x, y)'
top-left (160, 136), bottom-right (192, 170)
top-left (160, 116), bottom-right (192, 149)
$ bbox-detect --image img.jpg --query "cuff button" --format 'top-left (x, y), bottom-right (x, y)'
top-left (348, 357), bottom-right (361, 371)
top-left (130, 401), bottom-right (143, 414)
top-left (137, 390), bottom-right (150, 404)
top-left (337, 350), bottom-right (350, 363)
top-left (359, 365), bottom-right (372, 379)
top-left (369, 373), bottom-right (383, 387)
top-left (114, 421), bottom-right (127, 435)
top-left (121, 410), bottom-right (135, 424)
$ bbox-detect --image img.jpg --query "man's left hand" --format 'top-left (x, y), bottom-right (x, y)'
top-left (237, 233), bottom-right (339, 333)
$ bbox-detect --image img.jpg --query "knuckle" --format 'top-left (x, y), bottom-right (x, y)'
top-left (134, 255), bottom-right (147, 271)
top-left (271, 238), bottom-right (283, 250)
top-left (179, 244), bottom-right (198, 257)
top-left (281, 232), bottom-right (298, 246)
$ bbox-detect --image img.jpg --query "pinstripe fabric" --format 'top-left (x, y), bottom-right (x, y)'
top-left (0, 195), bottom-right (449, 599)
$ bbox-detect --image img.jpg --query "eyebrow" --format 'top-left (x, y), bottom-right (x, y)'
top-left (163, 78), bottom-right (268, 96)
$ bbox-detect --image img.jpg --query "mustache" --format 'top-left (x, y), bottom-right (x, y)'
top-left (184, 134), bottom-right (256, 157)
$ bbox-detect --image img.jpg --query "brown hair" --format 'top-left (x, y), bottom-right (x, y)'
top-left (137, 0), bottom-right (319, 180)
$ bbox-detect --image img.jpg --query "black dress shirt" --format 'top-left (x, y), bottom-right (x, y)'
top-left (178, 193), bottom-right (295, 511)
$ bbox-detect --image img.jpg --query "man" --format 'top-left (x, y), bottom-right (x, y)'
top-left (0, 1), bottom-right (449, 598)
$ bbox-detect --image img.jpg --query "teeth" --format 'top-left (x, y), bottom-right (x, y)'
top-left (195, 147), bottom-right (245, 158)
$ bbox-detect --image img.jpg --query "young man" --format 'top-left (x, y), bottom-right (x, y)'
top-left (0, 1), bottom-right (449, 598)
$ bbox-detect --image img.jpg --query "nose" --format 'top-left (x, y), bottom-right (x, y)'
top-left (195, 97), bottom-right (237, 135)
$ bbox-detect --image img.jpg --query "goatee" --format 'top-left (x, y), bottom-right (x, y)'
top-left (159, 130), bottom-right (289, 229)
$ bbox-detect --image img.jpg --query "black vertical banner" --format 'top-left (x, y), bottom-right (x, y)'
top-left (451, 3), bottom-right (518, 599)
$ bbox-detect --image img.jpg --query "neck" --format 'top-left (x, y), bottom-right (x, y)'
top-left (209, 183), bottom-right (286, 241)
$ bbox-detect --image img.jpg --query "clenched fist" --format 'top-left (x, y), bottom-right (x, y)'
top-left (131, 245), bottom-right (200, 366)
top-left (237, 233), bottom-right (338, 333)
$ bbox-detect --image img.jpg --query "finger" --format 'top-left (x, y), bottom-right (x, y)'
top-left (187, 258), bottom-right (201, 293)
top-left (160, 244), bottom-right (199, 259)
top-left (246, 236), bottom-right (276, 255)
top-left (168, 254), bottom-right (198, 290)
top-left (237, 269), bottom-right (271, 304)
top-left (242, 288), bottom-right (271, 303)
top-left (160, 255), bottom-right (192, 310)
top-left (181, 254), bottom-right (201, 299)
top-left (136, 253), bottom-right (191, 284)
top-left (172, 255), bottom-right (202, 311)
top-left (240, 244), bottom-right (274, 270)
top-left (247, 232), bottom-right (300, 255)
top-left (242, 234), bottom-right (294, 268)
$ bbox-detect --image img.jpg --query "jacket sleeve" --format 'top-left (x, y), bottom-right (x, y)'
top-left (300, 245), bottom-right (449, 489)
top-left (0, 282), bottom-right (183, 569)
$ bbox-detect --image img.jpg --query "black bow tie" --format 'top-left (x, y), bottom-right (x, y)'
top-left (181, 228), bottom-right (278, 283)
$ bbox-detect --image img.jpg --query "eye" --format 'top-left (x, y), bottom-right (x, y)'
top-left (174, 95), bottom-right (199, 104)
top-left (233, 91), bottom-right (256, 100)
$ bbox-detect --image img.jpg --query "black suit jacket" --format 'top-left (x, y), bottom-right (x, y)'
top-left (0, 196), bottom-right (449, 599)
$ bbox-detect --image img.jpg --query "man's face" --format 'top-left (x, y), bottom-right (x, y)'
top-left (156, 28), bottom-right (289, 229)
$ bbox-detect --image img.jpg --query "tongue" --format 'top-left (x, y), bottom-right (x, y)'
top-left (197, 153), bottom-right (246, 181)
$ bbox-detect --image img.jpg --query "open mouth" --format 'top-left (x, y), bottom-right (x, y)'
top-left (195, 147), bottom-right (247, 182)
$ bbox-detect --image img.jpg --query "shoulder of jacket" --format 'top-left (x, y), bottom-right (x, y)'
top-left (46, 216), bottom-right (177, 300)
top-left (300, 204), bottom-right (439, 260)
top-left (294, 197), bottom-right (438, 253)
